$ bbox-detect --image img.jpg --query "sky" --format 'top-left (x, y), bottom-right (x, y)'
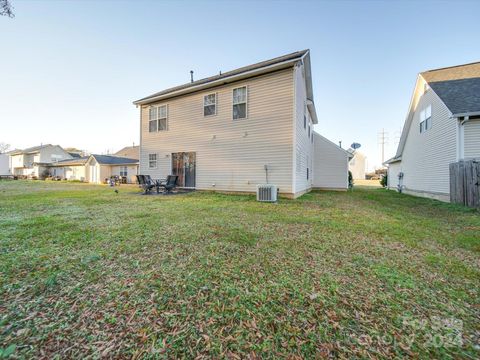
top-left (1, 0), bottom-right (479, 170)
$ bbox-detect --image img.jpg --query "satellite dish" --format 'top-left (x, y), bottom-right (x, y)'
top-left (351, 142), bottom-right (361, 150)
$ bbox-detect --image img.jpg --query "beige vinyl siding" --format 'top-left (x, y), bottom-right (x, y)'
top-left (293, 63), bottom-right (313, 195)
top-left (10, 154), bottom-right (24, 170)
top-left (140, 68), bottom-right (294, 194)
top-left (398, 89), bottom-right (455, 196)
top-left (387, 162), bottom-right (401, 190)
top-left (111, 165), bottom-right (138, 183)
top-left (64, 165), bottom-right (86, 181)
top-left (312, 132), bottom-right (348, 190)
top-left (464, 119), bottom-right (480, 159)
top-left (349, 152), bottom-right (366, 180)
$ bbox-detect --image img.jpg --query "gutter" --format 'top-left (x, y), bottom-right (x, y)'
top-left (306, 100), bottom-right (318, 124)
top-left (451, 111), bottom-right (480, 118)
top-left (383, 156), bottom-right (402, 165)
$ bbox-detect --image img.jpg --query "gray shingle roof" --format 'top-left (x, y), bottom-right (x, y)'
top-left (428, 77), bottom-right (480, 116)
top-left (10, 144), bottom-right (53, 155)
top-left (91, 154), bottom-right (139, 165)
top-left (421, 62), bottom-right (480, 115)
top-left (134, 50), bottom-right (309, 104)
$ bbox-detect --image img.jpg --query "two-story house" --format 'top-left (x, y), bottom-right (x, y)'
top-left (385, 62), bottom-right (480, 201)
top-left (9, 144), bottom-right (73, 178)
top-left (134, 50), bottom-right (348, 198)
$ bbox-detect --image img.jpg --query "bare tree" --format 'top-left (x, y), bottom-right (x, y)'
top-left (0, 142), bottom-right (11, 154)
top-left (1, 0), bottom-right (14, 18)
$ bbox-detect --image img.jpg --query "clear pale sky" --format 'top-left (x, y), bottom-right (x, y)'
top-left (1, 0), bottom-right (479, 169)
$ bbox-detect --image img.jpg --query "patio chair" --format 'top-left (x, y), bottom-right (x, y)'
top-left (158, 175), bottom-right (178, 194)
top-left (136, 175), bottom-right (159, 194)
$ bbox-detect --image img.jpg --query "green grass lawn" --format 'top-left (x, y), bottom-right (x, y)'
top-left (0, 181), bottom-right (479, 358)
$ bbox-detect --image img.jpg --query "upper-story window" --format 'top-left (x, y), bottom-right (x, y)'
top-left (204, 93), bottom-right (217, 116)
top-left (233, 86), bottom-right (247, 120)
top-left (149, 105), bottom-right (168, 132)
top-left (419, 105), bottom-right (432, 133)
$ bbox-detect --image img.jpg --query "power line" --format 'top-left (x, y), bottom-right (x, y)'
top-left (377, 128), bottom-right (389, 164)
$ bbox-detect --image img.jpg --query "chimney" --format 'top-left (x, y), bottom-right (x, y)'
top-left (190, 70), bottom-right (194, 83)
top-left (339, 141), bottom-right (342, 148)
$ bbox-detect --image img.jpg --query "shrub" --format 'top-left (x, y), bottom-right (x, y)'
top-left (380, 174), bottom-right (388, 188)
top-left (348, 171), bottom-right (353, 189)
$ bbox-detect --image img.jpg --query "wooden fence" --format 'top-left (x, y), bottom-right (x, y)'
top-left (449, 160), bottom-right (480, 208)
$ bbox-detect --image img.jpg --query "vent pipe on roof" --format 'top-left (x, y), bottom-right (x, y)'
top-left (190, 70), bottom-right (194, 83)
top-left (339, 141), bottom-right (342, 148)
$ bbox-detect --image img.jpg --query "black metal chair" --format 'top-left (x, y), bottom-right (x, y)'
top-left (136, 175), bottom-right (159, 194)
top-left (158, 175), bottom-right (178, 194)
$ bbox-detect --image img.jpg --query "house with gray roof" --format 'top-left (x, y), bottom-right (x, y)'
top-left (385, 61), bottom-right (480, 202)
top-left (9, 144), bottom-right (73, 178)
top-left (134, 50), bottom-right (349, 197)
top-left (50, 154), bottom-right (139, 183)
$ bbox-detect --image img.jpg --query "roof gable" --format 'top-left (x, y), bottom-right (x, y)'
top-left (134, 50), bottom-right (309, 105)
top-left (428, 77), bottom-right (480, 116)
top-left (114, 146), bottom-right (139, 160)
top-left (393, 61), bottom-right (480, 160)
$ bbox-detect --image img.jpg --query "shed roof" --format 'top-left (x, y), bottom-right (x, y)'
top-left (91, 154), bottom-right (139, 165)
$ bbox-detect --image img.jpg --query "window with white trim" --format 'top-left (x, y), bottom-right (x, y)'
top-left (148, 154), bottom-right (157, 168)
top-left (233, 86), bottom-right (247, 119)
top-left (149, 107), bottom-right (157, 132)
top-left (419, 105), bottom-right (432, 133)
top-left (204, 93), bottom-right (217, 116)
top-left (120, 166), bottom-right (127, 177)
top-left (149, 105), bottom-right (168, 132)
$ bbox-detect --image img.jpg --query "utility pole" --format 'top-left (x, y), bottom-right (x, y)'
top-left (377, 129), bottom-right (388, 164)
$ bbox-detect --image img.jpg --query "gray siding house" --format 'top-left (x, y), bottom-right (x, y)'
top-left (385, 62), bottom-right (480, 201)
top-left (134, 50), bottom-right (349, 198)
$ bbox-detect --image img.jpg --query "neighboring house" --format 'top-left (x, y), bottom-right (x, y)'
top-left (348, 150), bottom-right (366, 180)
top-left (134, 50), bottom-right (348, 198)
top-left (114, 145), bottom-right (140, 160)
top-left (313, 133), bottom-right (352, 190)
top-left (0, 150), bottom-right (18, 176)
top-left (385, 62), bottom-right (480, 201)
top-left (50, 157), bottom-right (90, 181)
top-left (9, 144), bottom-right (72, 178)
top-left (51, 154), bottom-right (139, 184)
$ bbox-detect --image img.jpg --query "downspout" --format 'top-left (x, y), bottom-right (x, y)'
top-left (457, 116), bottom-right (468, 161)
